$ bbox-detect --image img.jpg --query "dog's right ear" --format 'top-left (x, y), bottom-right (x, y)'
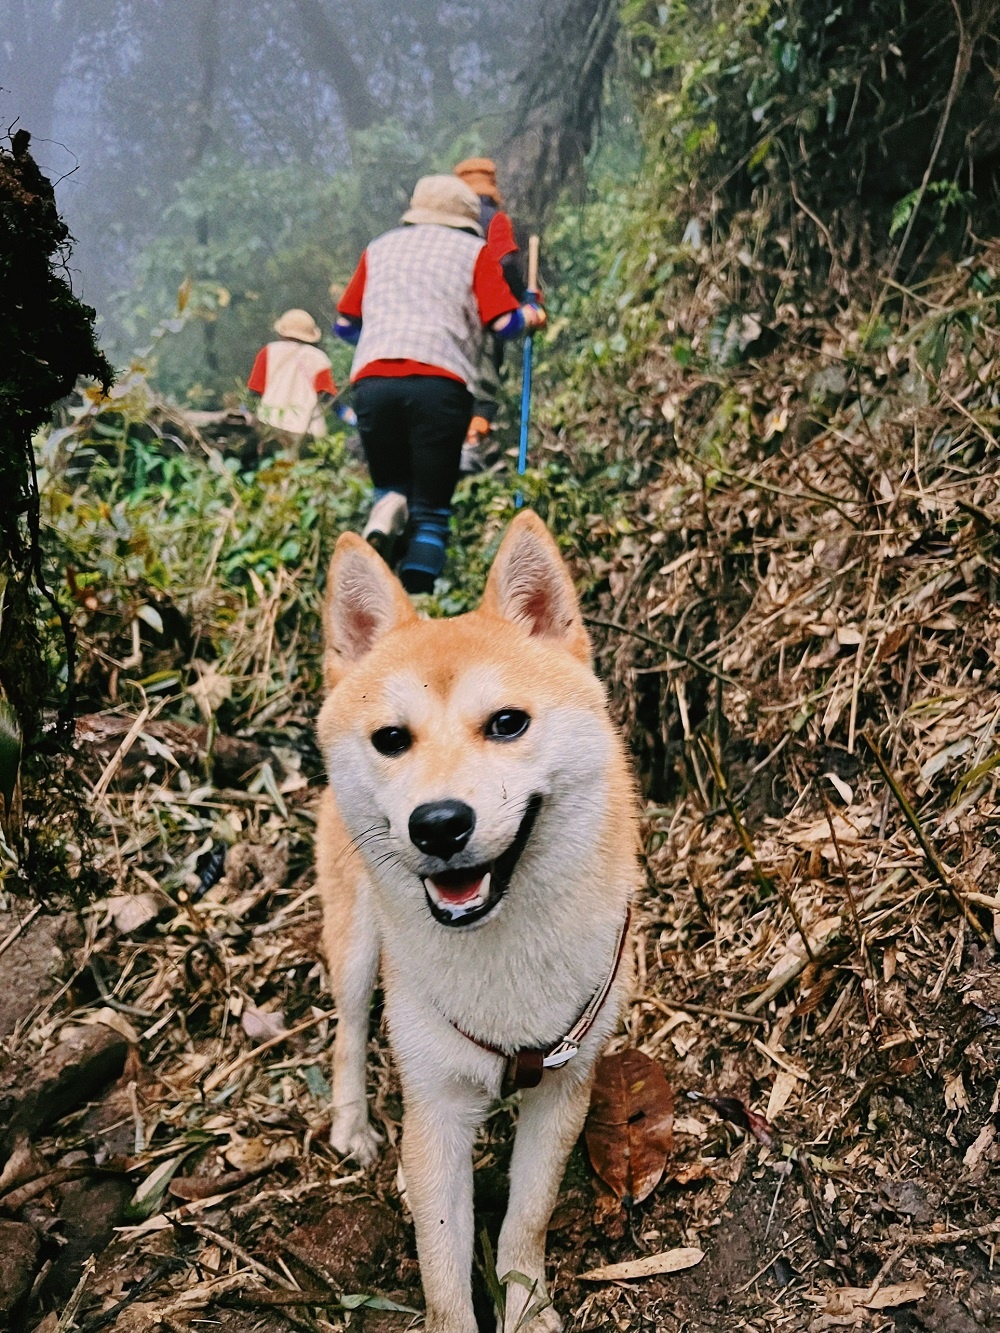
top-left (481, 509), bottom-right (591, 662)
top-left (323, 534), bottom-right (416, 689)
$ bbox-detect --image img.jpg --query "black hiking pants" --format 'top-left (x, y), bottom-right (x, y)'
top-left (353, 374), bottom-right (473, 592)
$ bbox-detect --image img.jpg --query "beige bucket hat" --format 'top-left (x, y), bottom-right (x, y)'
top-left (401, 175), bottom-right (483, 235)
top-left (273, 309), bottom-right (322, 343)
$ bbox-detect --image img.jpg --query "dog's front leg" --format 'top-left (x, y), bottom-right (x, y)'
top-left (496, 1067), bottom-right (594, 1333)
top-left (324, 868), bottom-right (382, 1165)
top-left (401, 1082), bottom-right (487, 1333)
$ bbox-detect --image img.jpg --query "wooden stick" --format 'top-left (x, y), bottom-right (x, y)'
top-left (698, 737), bottom-right (814, 959)
top-left (822, 796), bottom-right (877, 1029)
top-left (751, 1037), bottom-right (811, 1083)
top-left (904, 1222), bottom-right (1000, 1247)
top-left (189, 1223), bottom-right (296, 1289)
top-left (526, 234), bottom-right (540, 293)
top-left (583, 615), bottom-right (741, 688)
top-left (644, 995), bottom-right (767, 1028)
top-left (92, 706), bottom-right (151, 799)
top-left (745, 870), bottom-right (908, 1014)
top-left (0, 901), bottom-right (42, 959)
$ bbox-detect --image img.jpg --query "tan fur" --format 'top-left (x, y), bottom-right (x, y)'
top-left (314, 512), bottom-right (640, 1333)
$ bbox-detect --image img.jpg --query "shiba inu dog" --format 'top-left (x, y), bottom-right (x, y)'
top-left (315, 511), bottom-right (639, 1333)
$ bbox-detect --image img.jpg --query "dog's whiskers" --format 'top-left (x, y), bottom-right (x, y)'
top-left (369, 850), bottom-right (401, 872)
top-left (334, 822), bottom-right (392, 869)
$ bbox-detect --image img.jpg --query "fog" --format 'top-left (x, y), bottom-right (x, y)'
top-left (1, 0), bottom-right (550, 393)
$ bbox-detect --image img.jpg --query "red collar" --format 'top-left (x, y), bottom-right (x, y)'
top-left (452, 906), bottom-right (632, 1093)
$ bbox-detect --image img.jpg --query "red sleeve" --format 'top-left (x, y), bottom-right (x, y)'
top-left (473, 247), bottom-right (519, 325)
top-left (247, 347), bottom-right (268, 393)
top-left (337, 251), bottom-right (368, 319)
top-left (314, 365), bottom-right (337, 395)
top-left (486, 211), bottom-right (518, 263)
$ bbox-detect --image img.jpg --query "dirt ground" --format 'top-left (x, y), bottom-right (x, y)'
top-left (1, 750), bottom-right (999, 1333)
top-left (4, 241), bottom-right (1000, 1333)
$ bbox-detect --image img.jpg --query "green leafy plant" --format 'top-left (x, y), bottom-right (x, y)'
top-left (890, 180), bottom-right (976, 240)
top-left (477, 1228), bottom-right (553, 1333)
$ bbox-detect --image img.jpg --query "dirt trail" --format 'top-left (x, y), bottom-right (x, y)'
top-left (1, 778), bottom-right (998, 1333)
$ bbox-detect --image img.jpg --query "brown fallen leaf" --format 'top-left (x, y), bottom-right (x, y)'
top-left (813, 1280), bottom-right (927, 1311)
top-left (585, 1049), bottom-right (674, 1205)
top-left (223, 1134), bottom-right (296, 1172)
top-left (866, 1281), bottom-right (927, 1310)
top-left (592, 1185), bottom-right (626, 1238)
top-left (168, 1167), bottom-right (267, 1201)
top-left (578, 1248), bottom-right (704, 1282)
top-left (671, 1161), bottom-right (713, 1185)
top-left (241, 1006), bottom-right (288, 1043)
top-left (105, 892), bottom-right (164, 935)
top-left (765, 1070), bottom-right (800, 1122)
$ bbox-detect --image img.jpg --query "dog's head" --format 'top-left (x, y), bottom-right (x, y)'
top-left (317, 511), bottom-right (619, 929)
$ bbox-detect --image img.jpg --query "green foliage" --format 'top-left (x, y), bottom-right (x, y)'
top-left (890, 180), bottom-right (977, 240)
top-left (476, 1227), bottom-right (552, 1333)
top-left (110, 155), bottom-right (375, 405)
top-left (39, 408), bottom-right (370, 721)
top-left (624, 0), bottom-right (1000, 276)
top-left (112, 119), bottom-right (511, 405)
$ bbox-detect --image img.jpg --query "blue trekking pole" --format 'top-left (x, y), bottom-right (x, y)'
top-left (516, 235), bottom-right (541, 508)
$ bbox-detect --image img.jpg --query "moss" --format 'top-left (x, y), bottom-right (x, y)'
top-left (0, 130), bottom-right (113, 726)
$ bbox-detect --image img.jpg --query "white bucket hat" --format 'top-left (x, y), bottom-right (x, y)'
top-left (273, 309), bottom-right (322, 343)
top-left (401, 175), bottom-right (483, 235)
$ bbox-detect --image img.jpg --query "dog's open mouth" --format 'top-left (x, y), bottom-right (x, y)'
top-left (423, 795), bottom-right (542, 928)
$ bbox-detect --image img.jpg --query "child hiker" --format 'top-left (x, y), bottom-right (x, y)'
top-left (334, 174), bottom-right (544, 594)
top-left (247, 309), bottom-right (339, 451)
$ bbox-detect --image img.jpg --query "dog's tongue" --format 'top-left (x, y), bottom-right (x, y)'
top-left (429, 868), bottom-right (487, 905)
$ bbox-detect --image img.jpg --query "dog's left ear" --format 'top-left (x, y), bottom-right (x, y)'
top-left (481, 510), bottom-right (591, 662)
top-left (323, 533), bottom-right (417, 688)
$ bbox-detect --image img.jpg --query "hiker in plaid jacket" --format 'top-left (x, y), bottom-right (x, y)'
top-left (335, 174), bottom-right (544, 595)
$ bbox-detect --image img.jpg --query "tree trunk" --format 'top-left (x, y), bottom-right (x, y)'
top-left (4, 0), bottom-right (83, 146)
top-left (0, 133), bottom-right (112, 736)
top-left (189, 0), bottom-right (221, 376)
top-left (292, 0), bottom-right (382, 132)
top-left (495, 0), bottom-right (619, 231)
top-left (188, 0), bottom-right (221, 170)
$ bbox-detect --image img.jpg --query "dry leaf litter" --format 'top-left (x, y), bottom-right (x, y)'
top-left (2, 238), bottom-right (1000, 1333)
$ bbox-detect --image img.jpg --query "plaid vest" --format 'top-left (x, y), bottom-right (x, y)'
top-left (256, 340), bottom-right (330, 437)
top-left (352, 225), bottom-right (484, 389)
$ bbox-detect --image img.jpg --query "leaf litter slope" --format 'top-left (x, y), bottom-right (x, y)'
top-left (3, 255), bottom-right (1000, 1333)
top-left (559, 228), bottom-right (1000, 1331)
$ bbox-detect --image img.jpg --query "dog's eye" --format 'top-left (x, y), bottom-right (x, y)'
top-left (371, 726), bottom-right (412, 756)
top-left (484, 709), bottom-right (530, 741)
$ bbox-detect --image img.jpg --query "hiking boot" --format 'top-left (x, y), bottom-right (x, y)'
top-left (459, 441), bottom-right (487, 474)
top-left (460, 415), bottom-right (492, 475)
top-left (363, 491), bottom-right (408, 560)
top-left (400, 567), bottom-right (436, 595)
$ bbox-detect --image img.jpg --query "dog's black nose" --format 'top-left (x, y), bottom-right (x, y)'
top-left (409, 800), bottom-right (476, 860)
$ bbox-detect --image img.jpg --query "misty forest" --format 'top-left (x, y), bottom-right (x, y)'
top-left (2, 0), bottom-right (1000, 1329)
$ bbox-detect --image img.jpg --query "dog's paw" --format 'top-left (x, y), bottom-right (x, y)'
top-left (329, 1109), bottom-right (383, 1166)
top-left (502, 1289), bottom-right (561, 1333)
top-left (424, 1305), bottom-right (479, 1333)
